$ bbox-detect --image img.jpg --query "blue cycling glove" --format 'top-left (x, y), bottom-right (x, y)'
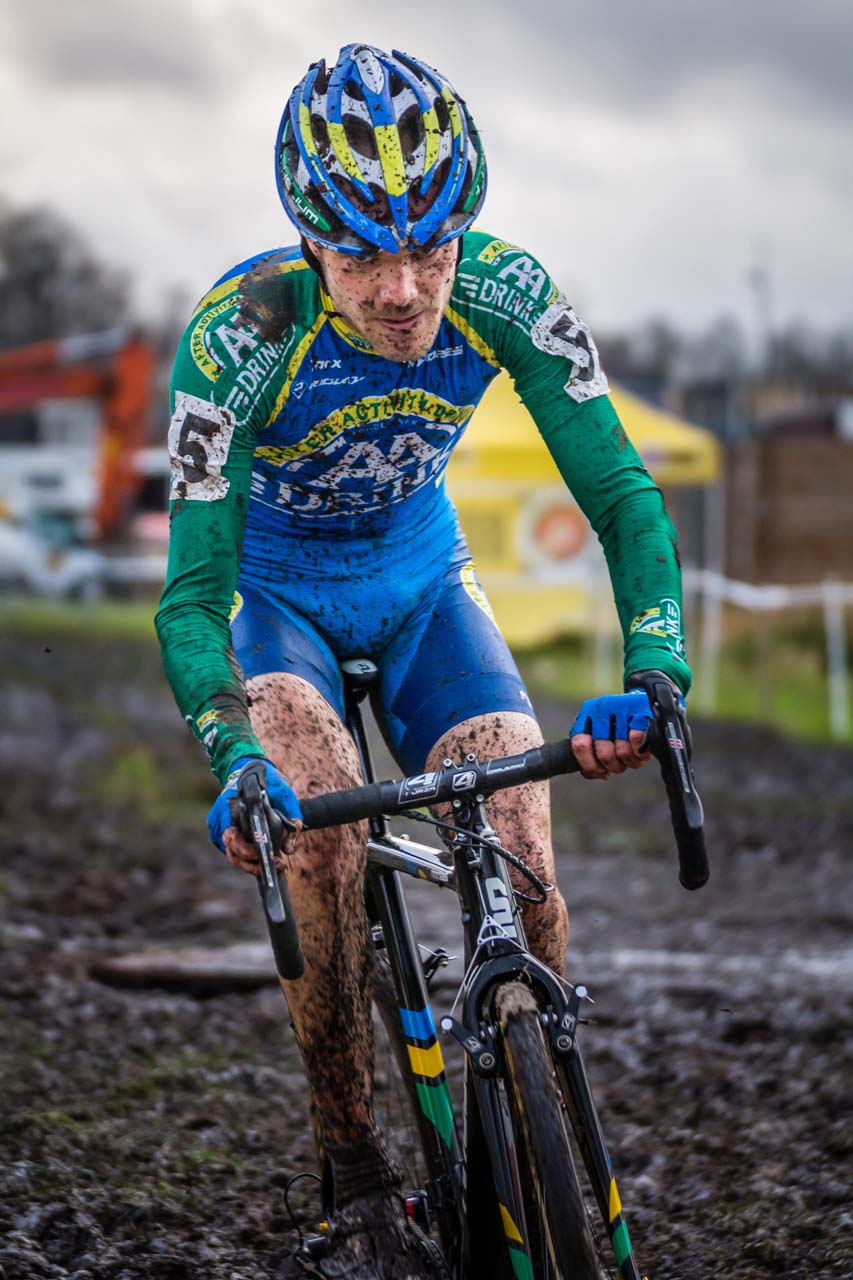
top-left (207, 756), bottom-right (303, 852)
top-left (570, 688), bottom-right (660, 741)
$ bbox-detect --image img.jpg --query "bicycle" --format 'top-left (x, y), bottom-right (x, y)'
top-left (232, 661), bottom-right (708, 1280)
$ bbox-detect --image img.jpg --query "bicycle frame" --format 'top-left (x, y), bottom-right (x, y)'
top-left (344, 680), bottom-right (645, 1280)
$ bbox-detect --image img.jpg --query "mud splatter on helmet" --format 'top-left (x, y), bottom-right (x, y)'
top-left (275, 43), bottom-right (487, 255)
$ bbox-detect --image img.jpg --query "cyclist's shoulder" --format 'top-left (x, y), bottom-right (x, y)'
top-left (451, 229), bottom-right (562, 353)
top-left (194, 243), bottom-right (318, 321)
top-left (171, 244), bottom-right (320, 401)
top-left (456, 228), bottom-right (553, 284)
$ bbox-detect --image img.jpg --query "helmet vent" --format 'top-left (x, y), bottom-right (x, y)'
top-left (398, 105), bottom-right (425, 162)
top-left (343, 113), bottom-right (378, 160)
top-left (310, 113), bottom-right (331, 156)
top-left (345, 78), bottom-right (365, 102)
top-left (432, 94), bottom-right (450, 134)
top-left (313, 60), bottom-right (330, 95)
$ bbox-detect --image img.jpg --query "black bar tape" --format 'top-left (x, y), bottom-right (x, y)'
top-left (533, 739), bottom-right (579, 780)
top-left (300, 781), bottom-right (388, 829)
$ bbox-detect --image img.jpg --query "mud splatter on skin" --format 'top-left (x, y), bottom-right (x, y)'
top-left (243, 672), bottom-right (377, 1146)
top-left (315, 243), bottom-right (458, 364)
top-left (426, 712), bottom-right (569, 973)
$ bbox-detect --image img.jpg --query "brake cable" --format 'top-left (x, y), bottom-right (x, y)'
top-left (390, 809), bottom-right (553, 904)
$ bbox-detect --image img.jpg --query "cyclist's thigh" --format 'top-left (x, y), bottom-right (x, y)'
top-left (230, 585), bottom-right (364, 860)
top-left (376, 561), bottom-right (562, 944)
top-left (375, 557), bottom-right (539, 775)
top-left (230, 582), bottom-right (347, 725)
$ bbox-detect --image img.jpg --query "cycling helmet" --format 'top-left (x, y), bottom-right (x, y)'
top-left (275, 43), bottom-right (487, 255)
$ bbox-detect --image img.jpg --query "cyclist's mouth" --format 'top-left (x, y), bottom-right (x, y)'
top-left (376, 313), bottom-right (422, 332)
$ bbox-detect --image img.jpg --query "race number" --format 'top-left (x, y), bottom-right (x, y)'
top-left (530, 295), bottom-right (609, 403)
top-left (168, 393), bottom-right (236, 501)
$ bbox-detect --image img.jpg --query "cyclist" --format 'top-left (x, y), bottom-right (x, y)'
top-left (156, 42), bottom-right (691, 1280)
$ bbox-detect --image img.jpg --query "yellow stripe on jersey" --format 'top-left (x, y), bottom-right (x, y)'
top-left (444, 304), bottom-right (501, 369)
top-left (190, 258), bottom-right (310, 323)
top-left (269, 311), bottom-right (328, 419)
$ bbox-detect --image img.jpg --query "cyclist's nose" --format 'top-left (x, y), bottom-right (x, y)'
top-left (376, 261), bottom-right (418, 310)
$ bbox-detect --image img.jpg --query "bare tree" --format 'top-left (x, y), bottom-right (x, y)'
top-left (0, 202), bottom-right (129, 348)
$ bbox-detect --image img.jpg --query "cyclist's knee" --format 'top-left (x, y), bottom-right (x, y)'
top-left (426, 710), bottom-right (543, 767)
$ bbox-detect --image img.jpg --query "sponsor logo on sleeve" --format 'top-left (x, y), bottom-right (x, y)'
top-left (168, 393), bottom-right (236, 501)
top-left (530, 296), bottom-right (609, 403)
top-left (629, 598), bottom-right (685, 657)
top-left (477, 238), bottom-right (517, 265)
top-left (190, 299), bottom-right (238, 381)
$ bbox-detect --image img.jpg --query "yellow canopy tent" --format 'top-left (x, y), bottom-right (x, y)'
top-left (446, 371), bottom-right (720, 645)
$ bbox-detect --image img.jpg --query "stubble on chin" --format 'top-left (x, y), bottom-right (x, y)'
top-left (369, 310), bottom-right (445, 363)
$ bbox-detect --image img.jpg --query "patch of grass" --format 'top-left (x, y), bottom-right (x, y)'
top-left (1, 595), bottom-right (157, 640)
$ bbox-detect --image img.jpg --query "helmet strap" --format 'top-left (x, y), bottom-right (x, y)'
top-left (300, 236), bottom-right (326, 281)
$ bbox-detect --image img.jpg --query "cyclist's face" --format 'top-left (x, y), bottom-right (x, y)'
top-left (313, 242), bottom-right (458, 362)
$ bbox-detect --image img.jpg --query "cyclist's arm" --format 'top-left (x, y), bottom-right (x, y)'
top-left (454, 236), bottom-right (691, 694)
top-left (524, 387), bottom-right (691, 694)
top-left (154, 325), bottom-right (267, 784)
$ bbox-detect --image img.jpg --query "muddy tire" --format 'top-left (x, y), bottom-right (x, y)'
top-left (496, 981), bottom-right (600, 1280)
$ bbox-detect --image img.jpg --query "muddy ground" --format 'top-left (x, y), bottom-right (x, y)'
top-left (1, 625), bottom-right (851, 1280)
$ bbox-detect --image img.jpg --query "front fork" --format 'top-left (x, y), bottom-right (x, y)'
top-left (445, 793), bottom-right (645, 1280)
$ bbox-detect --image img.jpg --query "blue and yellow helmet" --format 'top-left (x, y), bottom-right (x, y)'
top-left (276, 44), bottom-right (487, 255)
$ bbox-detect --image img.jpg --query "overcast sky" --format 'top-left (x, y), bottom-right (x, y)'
top-left (2, 0), bottom-right (851, 337)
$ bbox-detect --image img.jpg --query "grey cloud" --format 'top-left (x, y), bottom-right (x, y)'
top-left (391, 0), bottom-right (853, 124)
top-left (493, 0), bottom-right (853, 119)
top-left (5, 0), bottom-right (220, 89)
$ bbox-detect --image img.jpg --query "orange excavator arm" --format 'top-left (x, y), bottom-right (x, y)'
top-left (0, 329), bottom-right (156, 540)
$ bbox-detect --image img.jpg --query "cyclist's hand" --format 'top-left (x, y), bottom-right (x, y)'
top-left (570, 689), bottom-right (659, 780)
top-left (207, 756), bottom-right (302, 876)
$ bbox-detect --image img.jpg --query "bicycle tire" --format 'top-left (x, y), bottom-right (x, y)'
top-left (496, 981), bottom-right (600, 1280)
top-left (371, 949), bottom-right (458, 1268)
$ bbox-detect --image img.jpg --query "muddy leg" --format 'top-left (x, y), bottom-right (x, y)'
top-left (425, 713), bottom-right (569, 975)
top-left (247, 672), bottom-right (375, 1146)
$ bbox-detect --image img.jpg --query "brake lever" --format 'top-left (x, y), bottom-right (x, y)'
top-left (646, 677), bottom-right (703, 830)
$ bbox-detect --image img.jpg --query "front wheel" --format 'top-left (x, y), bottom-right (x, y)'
top-left (496, 981), bottom-right (600, 1280)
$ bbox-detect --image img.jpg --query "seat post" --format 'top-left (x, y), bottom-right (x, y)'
top-left (340, 658), bottom-right (381, 794)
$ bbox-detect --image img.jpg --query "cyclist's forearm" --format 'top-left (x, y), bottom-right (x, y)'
top-left (595, 487), bottom-right (692, 694)
top-left (156, 597), bottom-right (265, 781)
top-left (155, 468), bottom-right (262, 782)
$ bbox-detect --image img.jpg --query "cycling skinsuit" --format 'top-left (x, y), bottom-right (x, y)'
top-left (155, 230), bottom-right (692, 782)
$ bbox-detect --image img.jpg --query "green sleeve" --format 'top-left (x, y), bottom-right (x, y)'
top-left (154, 309), bottom-right (267, 783)
top-left (154, 255), bottom-right (321, 781)
top-left (453, 233), bottom-right (692, 694)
